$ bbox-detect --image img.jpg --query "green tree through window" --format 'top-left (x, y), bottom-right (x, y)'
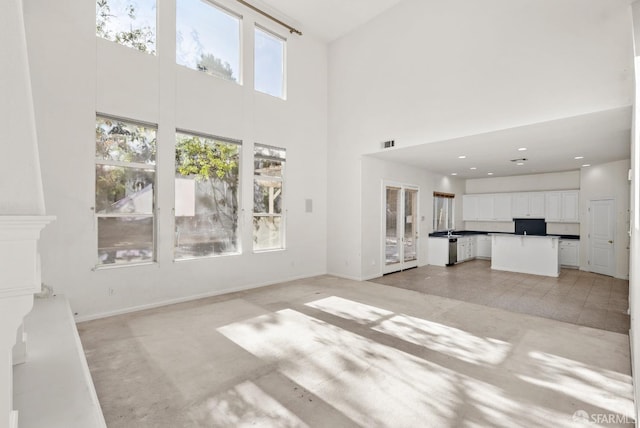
top-left (96, 0), bottom-right (156, 54)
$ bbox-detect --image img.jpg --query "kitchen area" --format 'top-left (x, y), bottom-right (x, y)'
top-left (428, 189), bottom-right (581, 277)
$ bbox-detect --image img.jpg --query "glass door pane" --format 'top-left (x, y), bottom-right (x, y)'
top-left (404, 189), bottom-right (418, 262)
top-left (385, 187), bottom-right (400, 265)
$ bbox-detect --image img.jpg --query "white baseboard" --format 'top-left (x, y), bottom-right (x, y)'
top-left (9, 411), bottom-right (18, 428)
top-left (74, 271), bottom-right (327, 323)
top-left (326, 272), bottom-right (363, 282)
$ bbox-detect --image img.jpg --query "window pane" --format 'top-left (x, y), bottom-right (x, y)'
top-left (176, 0), bottom-right (240, 82)
top-left (254, 144), bottom-right (285, 160)
top-left (98, 216), bottom-right (154, 265)
top-left (96, 0), bottom-right (156, 54)
top-left (386, 188), bottom-right (400, 264)
top-left (253, 179), bottom-right (282, 214)
top-left (254, 158), bottom-right (282, 177)
top-left (96, 117), bottom-right (156, 165)
top-left (433, 196), bottom-right (454, 231)
top-left (95, 165), bottom-right (155, 214)
top-left (255, 27), bottom-right (284, 98)
top-left (175, 133), bottom-right (240, 258)
top-left (253, 216), bottom-right (282, 250)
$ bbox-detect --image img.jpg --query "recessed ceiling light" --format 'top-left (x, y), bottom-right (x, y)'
top-left (487, 172), bottom-right (494, 175)
top-left (518, 148), bottom-right (527, 151)
top-left (458, 155), bottom-right (466, 159)
top-left (470, 167), bottom-right (477, 170)
top-left (451, 173), bottom-right (458, 176)
top-left (574, 156), bottom-right (584, 160)
top-left (582, 164), bottom-right (591, 167)
top-left (516, 162), bottom-right (524, 166)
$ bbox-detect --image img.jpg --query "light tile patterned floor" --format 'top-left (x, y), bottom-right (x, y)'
top-left (370, 260), bottom-right (630, 334)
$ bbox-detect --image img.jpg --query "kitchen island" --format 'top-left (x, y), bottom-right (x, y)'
top-left (490, 233), bottom-right (560, 277)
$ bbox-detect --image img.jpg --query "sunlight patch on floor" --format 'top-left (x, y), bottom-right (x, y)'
top-left (307, 296), bottom-right (511, 365)
top-left (517, 351), bottom-right (634, 419)
top-left (190, 380), bottom-right (310, 428)
top-left (216, 302), bottom-right (629, 427)
top-left (219, 308), bottom-right (460, 427)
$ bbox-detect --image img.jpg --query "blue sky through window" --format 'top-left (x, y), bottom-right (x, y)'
top-left (176, 0), bottom-right (240, 82)
top-left (255, 27), bottom-right (284, 98)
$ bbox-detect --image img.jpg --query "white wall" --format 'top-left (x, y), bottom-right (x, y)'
top-left (328, 0), bottom-right (632, 279)
top-left (629, 2), bottom-right (640, 421)
top-left (24, 0), bottom-right (328, 319)
top-left (1, 0), bottom-right (45, 216)
top-left (465, 171), bottom-right (580, 194)
top-left (580, 160), bottom-right (631, 279)
top-left (360, 156), bottom-right (464, 280)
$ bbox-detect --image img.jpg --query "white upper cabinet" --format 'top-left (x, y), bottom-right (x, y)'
top-left (493, 194), bottom-right (512, 221)
top-left (511, 193), bottom-right (529, 218)
top-left (545, 190), bottom-right (579, 223)
top-left (529, 192), bottom-right (546, 217)
top-left (463, 194), bottom-right (511, 221)
top-left (512, 192), bottom-right (545, 218)
top-left (477, 194), bottom-right (494, 220)
top-left (463, 190), bottom-right (579, 223)
top-left (545, 192), bottom-right (562, 221)
top-left (561, 191), bottom-right (579, 222)
top-left (462, 195), bottom-right (478, 221)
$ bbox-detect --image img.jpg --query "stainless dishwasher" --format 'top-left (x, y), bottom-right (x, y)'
top-left (446, 238), bottom-right (457, 266)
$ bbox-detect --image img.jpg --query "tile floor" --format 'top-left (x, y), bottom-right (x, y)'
top-left (371, 260), bottom-right (630, 334)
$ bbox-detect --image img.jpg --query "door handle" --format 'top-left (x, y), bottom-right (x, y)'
top-left (608, 240), bottom-right (613, 244)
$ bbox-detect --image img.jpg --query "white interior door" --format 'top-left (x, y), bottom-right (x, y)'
top-left (384, 184), bottom-right (419, 274)
top-left (589, 199), bottom-right (615, 276)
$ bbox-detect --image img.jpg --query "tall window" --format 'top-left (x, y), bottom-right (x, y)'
top-left (96, 0), bottom-right (156, 54)
top-left (253, 144), bottom-right (286, 251)
top-left (433, 192), bottom-right (455, 231)
top-left (95, 116), bottom-right (157, 265)
top-left (175, 132), bottom-right (241, 259)
top-left (176, 0), bottom-right (241, 82)
top-left (254, 26), bottom-right (285, 98)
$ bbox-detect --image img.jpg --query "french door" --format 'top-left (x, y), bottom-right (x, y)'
top-left (383, 184), bottom-right (419, 274)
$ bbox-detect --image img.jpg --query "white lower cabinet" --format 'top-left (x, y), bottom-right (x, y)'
top-left (476, 235), bottom-right (491, 258)
top-left (456, 236), bottom-right (488, 263)
top-left (559, 239), bottom-right (580, 267)
top-left (429, 235), bottom-right (493, 266)
top-left (457, 238), bottom-right (468, 262)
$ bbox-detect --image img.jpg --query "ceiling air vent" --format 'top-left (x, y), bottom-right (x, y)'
top-left (382, 140), bottom-right (395, 149)
top-left (510, 158), bottom-right (528, 163)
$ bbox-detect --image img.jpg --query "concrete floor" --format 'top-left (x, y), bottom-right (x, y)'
top-left (371, 260), bottom-right (630, 334)
top-left (78, 275), bottom-right (634, 427)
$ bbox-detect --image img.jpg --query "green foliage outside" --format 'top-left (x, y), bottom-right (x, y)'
top-left (175, 135), bottom-right (240, 242)
top-left (95, 119), bottom-right (156, 212)
top-left (96, 0), bottom-right (156, 54)
top-left (196, 53), bottom-right (236, 81)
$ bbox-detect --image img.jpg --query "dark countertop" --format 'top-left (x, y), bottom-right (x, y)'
top-left (429, 231), bottom-right (579, 240)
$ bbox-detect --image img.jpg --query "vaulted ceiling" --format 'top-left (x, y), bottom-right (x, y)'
top-left (250, 0), bottom-right (405, 42)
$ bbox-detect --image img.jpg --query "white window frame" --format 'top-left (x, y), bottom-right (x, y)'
top-left (174, 129), bottom-right (243, 260)
top-left (253, 143), bottom-right (286, 251)
top-left (433, 192), bottom-right (455, 232)
top-left (94, 114), bottom-right (157, 268)
top-left (176, 0), bottom-right (243, 84)
top-left (254, 24), bottom-right (286, 99)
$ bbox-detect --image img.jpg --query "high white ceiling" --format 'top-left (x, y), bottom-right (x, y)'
top-left (368, 107), bottom-right (632, 179)
top-left (252, 0), bottom-right (405, 42)
top-left (252, 0), bottom-right (633, 179)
